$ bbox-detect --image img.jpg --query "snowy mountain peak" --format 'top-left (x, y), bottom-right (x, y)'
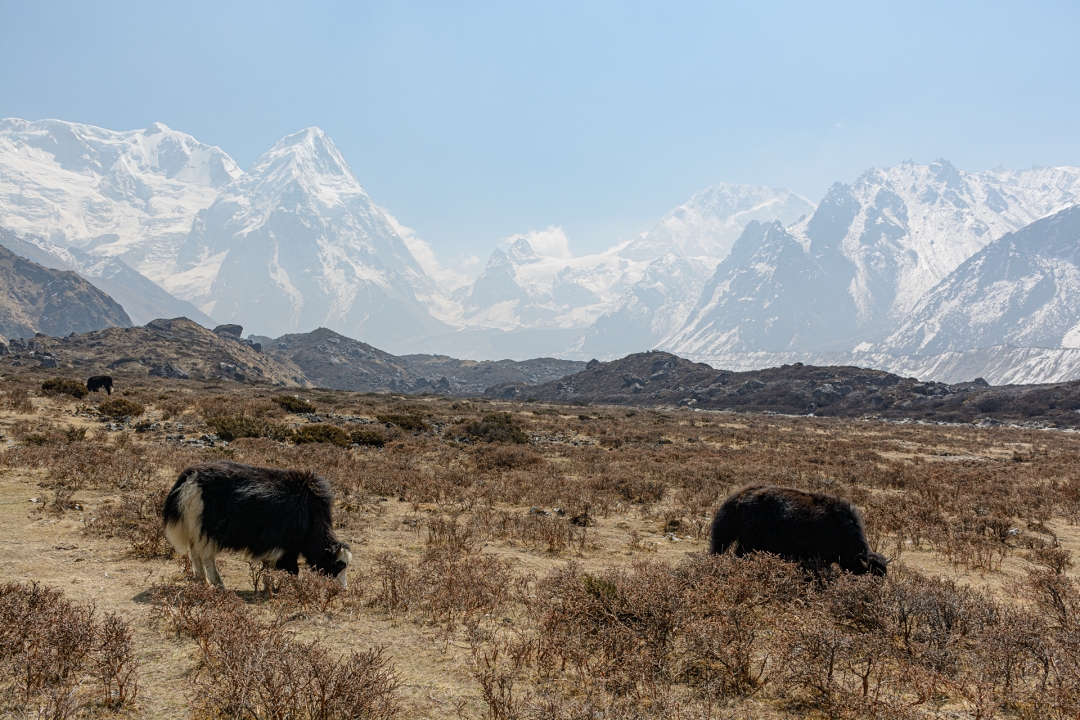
top-left (258, 126), bottom-right (355, 180)
top-left (508, 238), bottom-right (542, 263)
top-left (166, 126), bottom-right (450, 347)
top-left (623, 182), bottom-right (816, 262)
top-left (876, 204), bottom-right (1080, 356)
top-left (664, 160), bottom-right (1080, 361)
top-left (0, 118), bottom-right (242, 281)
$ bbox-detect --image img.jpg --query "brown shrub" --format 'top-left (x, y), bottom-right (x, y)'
top-left (293, 423), bottom-right (351, 447)
top-left (376, 412), bottom-right (429, 432)
top-left (273, 394), bottom-right (317, 414)
top-left (208, 414), bottom-right (292, 442)
top-left (0, 582), bottom-right (138, 715)
top-left (0, 382), bottom-right (34, 412)
top-left (147, 582), bottom-right (399, 720)
top-left (86, 484), bottom-right (172, 558)
top-left (473, 444), bottom-right (546, 471)
top-left (97, 397), bottom-right (145, 418)
top-left (40, 378), bottom-right (88, 399)
top-left (463, 412), bottom-right (528, 443)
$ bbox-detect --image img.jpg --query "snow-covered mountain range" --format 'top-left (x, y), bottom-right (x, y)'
top-left (668, 161), bottom-right (1080, 360)
top-left (3, 117), bottom-right (1080, 384)
top-left (876, 204), bottom-right (1080, 355)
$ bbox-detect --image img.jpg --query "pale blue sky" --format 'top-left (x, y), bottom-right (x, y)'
top-left (2, 1), bottom-right (1078, 268)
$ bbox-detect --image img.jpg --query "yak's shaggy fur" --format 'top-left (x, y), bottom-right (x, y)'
top-left (163, 461), bottom-right (352, 588)
top-left (710, 485), bottom-right (887, 575)
top-left (86, 375), bottom-right (113, 395)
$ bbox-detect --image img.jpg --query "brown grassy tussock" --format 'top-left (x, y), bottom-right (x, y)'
top-left (1, 370), bottom-right (1080, 717)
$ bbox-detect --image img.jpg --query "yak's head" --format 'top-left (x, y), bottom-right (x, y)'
top-left (856, 551), bottom-right (889, 576)
top-left (313, 541), bottom-right (353, 587)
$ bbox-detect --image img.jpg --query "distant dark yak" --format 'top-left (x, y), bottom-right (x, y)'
top-left (86, 375), bottom-right (113, 395)
top-left (710, 485), bottom-right (887, 576)
top-left (163, 461), bottom-right (352, 589)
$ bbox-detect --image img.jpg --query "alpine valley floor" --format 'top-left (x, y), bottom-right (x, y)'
top-left (2, 369), bottom-right (1080, 718)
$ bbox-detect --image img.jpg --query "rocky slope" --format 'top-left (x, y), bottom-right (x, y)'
top-left (263, 326), bottom-right (583, 393)
top-left (0, 228), bottom-right (215, 327)
top-left (0, 244), bottom-right (131, 339)
top-left (0, 317), bottom-right (305, 385)
top-left (486, 351), bottom-right (1080, 428)
top-left (0, 318), bottom-right (581, 395)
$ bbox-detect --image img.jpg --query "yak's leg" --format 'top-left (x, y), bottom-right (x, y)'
top-left (189, 549), bottom-right (207, 582)
top-left (201, 549), bottom-right (224, 588)
top-left (274, 551), bottom-right (300, 575)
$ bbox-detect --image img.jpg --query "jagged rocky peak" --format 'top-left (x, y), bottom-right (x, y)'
top-left (173, 126), bottom-right (450, 348)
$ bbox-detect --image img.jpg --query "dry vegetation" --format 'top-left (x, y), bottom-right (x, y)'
top-left (1, 368), bottom-right (1080, 718)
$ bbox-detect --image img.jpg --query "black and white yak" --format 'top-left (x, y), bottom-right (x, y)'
top-left (710, 485), bottom-right (887, 576)
top-left (163, 461), bottom-right (352, 588)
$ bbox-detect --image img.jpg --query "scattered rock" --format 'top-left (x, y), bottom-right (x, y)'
top-left (149, 362), bottom-right (190, 379)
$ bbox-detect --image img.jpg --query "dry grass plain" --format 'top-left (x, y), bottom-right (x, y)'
top-left (2, 370), bottom-right (1080, 719)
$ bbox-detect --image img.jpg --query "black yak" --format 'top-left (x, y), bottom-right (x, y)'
top-left (163, 461), bottom-right (352, 588)
top-left (710, 485), bottom-right (887, 576)
top-left (86, 375), bottom-right (113, 395)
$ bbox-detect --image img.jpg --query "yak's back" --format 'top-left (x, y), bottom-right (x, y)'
top-left (182, 461), bottom-right (332, 502)
top-left (735, 485), bottom-right (859, 523)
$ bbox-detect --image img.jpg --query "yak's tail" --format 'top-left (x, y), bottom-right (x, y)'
top-left (709, 499), bottom-right (739, 555)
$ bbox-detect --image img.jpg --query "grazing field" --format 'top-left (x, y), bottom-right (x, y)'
top-left (1, 370), bottom-right (1080, 719)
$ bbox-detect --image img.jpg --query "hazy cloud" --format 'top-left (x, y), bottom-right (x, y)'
top-left (383, 209), bottom-right (476, 290)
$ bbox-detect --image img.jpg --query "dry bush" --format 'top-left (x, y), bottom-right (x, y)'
top-left (273, 394), bottom-right (316, 414)
top-left (0, 382), bottom-right (34, 413)
top-left (40, 378), bottom-right (88, 399)
top-left (208, 414), bottom-right (293, 442)
top-left (154, 394), bottom-right (191, 419)
top-left (86, 483), bottom-right (173, 558)
top-left (366, 521), bottom-right (514, 635)
top-left (148, 582), bottom-right (399, 719)
top-left (195, 394), bottom-right (281, 420)
top-left (0, 582), bottom-right (138, 716)
top-left (351, 428), bottom-right (386, 447)
top-left (470, 507), bottom-right (586, 554)
top-left (463, 412), bottom-right (528, 444)
top-left (97, 397), bottom-right (144, 418)
top-left (293, 423), bottom-right (351, 447)
top-left (257, 568), bottom-right (358, 616)
top-left (376, 411), bottom-right (429, 432)
top-left (473, 444), bottom-right (546, 471)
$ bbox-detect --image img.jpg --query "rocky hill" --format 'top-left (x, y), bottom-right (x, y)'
top-left (401, 354), bottom-right (585, 394)
top-left (0, 228), bottom-right (216, 328)
top-left (485, 351), bottom-right (1080, 428)
top-left (0, 320), bottom-right (582, 395)
top-left (0, 244), bottom-right (132, 339)
top-left (0, 317), bottom-right (305, 386)
top-left (264, 327), bottom-right (584, 393)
